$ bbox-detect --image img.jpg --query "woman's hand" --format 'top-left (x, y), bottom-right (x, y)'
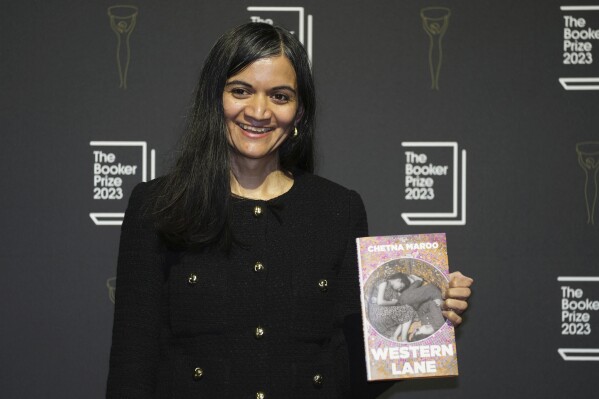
top-left (442, 271), bottom-right (473, 327)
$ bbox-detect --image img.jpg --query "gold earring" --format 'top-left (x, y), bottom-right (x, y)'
top-left (293, 126), bottom-right (298, 138)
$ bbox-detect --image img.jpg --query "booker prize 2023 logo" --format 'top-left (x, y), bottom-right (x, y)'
top-left (246, 6), bottom-right (313, 62)
top-left (557, 276), bottom-right (599, 361)
top-left (559, 5), bottom-right (599, 90)
top-left (401, 142), bottom-right (466, 226)
top-left (90, 141), bottom-right (156, 226)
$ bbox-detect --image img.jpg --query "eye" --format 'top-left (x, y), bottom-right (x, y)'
top-left (271, 92), bottom-right (291, 104)
top-left (229, 87), bottom-right (250, 98)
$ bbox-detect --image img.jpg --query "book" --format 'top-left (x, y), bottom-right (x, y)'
top-left (356, 233), bottom-right (458, 380)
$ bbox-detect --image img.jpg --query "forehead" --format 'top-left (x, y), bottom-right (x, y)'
top-left (228, 56), bottom-right (297, 87)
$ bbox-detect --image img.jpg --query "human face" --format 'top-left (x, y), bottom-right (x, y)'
top-left (223, 55), bottom-right (301, 164)
top-left (389, 278), bottom-right (406, 291)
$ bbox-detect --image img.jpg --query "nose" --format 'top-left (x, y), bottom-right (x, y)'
top-left (244, 93), bottom-right (272, 121)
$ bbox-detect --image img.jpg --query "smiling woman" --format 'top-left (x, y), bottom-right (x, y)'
top-left (224, 56), bottom-right (299, 156)
top-left (146, 22), bottom-right (315, 249)
top-left (105, 22), bottom-right (472, 399)
top-left (223, 56), bottom-right (303, 199)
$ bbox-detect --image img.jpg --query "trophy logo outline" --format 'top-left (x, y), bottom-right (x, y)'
top-left (576, 141), bottom-right (599, 224)
top-left (421, 7), bottom-right (451, 90)
top-left (107, 277), bottom-right (117, 304)
top-left (108, 5), bottom-right (138, 89)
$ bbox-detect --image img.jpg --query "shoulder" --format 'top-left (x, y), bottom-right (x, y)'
top-left (294, 170), bottom-right (363, 203)
top-left (122, 177), bottom-right (166, 225)
top-left (296, 170), bottom-right (352, 192)
top-left (292, 170), bottom-right (368, 234)
top-left (127, 176), bottom-right (166, 204)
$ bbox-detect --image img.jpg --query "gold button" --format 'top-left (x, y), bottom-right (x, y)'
top-left (253, 205), bottom-right (263, 218)
top-left (254, 261), bottom-right (265, 272)
top-left (188, 273), bottom-right (198, 285)
top-left (193, 367), bottom-right (203, 380)
top-left (318, 279), bottom-right (328, 292)
top-left (255, 325), bottom-right (265, 339)
top-left (313, 373), bottom-right (324, 387)
top-left (256, 391), bottom-right (265, 399)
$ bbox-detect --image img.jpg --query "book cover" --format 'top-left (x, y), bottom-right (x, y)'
top-left (356, 233), bottom-right (458, 380)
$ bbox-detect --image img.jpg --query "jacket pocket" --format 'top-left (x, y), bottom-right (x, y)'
top-left (168, 256), bottom-right (230, 335)
top-left (292, 268), bottom-right (336, 341)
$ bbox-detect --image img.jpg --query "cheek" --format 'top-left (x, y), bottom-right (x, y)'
top-left (222, 97), bottom-right (241, 123)
top-left (277, 106), bottom-right (299, 128)
top-left (283, 111), bottom-right (297, 125)
top-left (222, 108), bottom-right (236, 125)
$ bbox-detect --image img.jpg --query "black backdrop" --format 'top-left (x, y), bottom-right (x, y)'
top-left (1, 1), bottom-right (598, 398)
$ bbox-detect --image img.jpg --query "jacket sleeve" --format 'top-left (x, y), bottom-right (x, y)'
top-left (336, 190), bottom-right (368, 321)
top-left (106, 182), bottom-right (164, 398)
top-left (341, 190), bottom-right (396, 399)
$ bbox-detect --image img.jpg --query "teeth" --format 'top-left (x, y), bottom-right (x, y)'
top-left (239, 123), bottom-right (273, 133)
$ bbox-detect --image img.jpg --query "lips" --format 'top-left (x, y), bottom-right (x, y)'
top-left (237, 122), bottom-right (275, 134)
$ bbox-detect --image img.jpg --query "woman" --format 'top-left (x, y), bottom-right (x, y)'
top-left (106, 22), bottom-right (473, 398)
top-left (367, 273), bottom-right (417, 342)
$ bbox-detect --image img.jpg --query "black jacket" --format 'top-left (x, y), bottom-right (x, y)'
top-left (106, 171), bottom-right (393, 398)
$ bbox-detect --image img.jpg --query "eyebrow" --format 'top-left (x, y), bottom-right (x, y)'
top-left (225, 80), bottom-right (297, 94)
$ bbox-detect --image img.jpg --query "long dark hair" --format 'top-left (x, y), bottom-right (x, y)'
top-left (153, 23), bottom-right (315, 250)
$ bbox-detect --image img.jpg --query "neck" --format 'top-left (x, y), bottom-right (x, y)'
top-left (230, 152), bottom-right (293, 200)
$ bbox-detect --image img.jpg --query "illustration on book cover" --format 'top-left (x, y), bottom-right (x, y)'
top-left (356, 233), bottom-right (458, 380)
